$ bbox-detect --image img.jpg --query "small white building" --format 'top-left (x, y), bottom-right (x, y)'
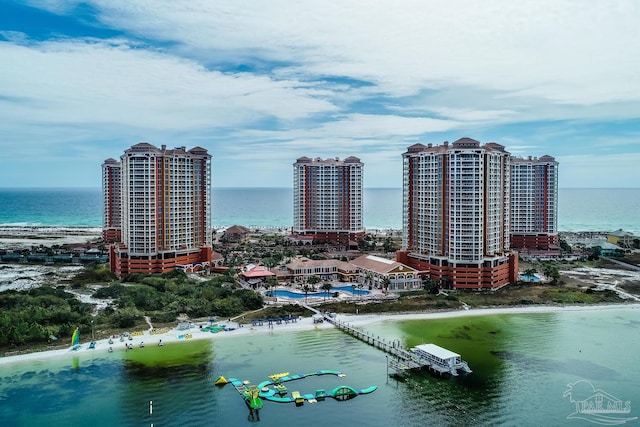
top-left (411, 343), bottom-right (472, 375)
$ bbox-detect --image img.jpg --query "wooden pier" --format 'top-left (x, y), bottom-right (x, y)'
top-left (302, 304), bottom-right (457, 376)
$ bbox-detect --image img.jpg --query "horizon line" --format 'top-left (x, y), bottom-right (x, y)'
top-left (1, 186), bottom-right (640, 190)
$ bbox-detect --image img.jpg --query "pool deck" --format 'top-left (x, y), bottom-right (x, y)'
top-left (262, 285), bottom-right (398, 305)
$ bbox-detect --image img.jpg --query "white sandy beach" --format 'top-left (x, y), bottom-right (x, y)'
top-left (2, 303), bottom-right (639, 367)
top-left (0, 226), bottom-right (102, 250)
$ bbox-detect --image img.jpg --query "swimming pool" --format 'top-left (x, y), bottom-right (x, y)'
top-left (266, 286), bottom-right (370, 299)
top-left (518, 274), bottom-right (541, 282)
top-left (331, 285), bottom-right (370, 295)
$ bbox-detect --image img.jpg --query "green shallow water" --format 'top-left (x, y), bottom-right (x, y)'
top-left (123, 340), bottom-right (213, 368)
top-left (1, 308), bottom-right (639, 426)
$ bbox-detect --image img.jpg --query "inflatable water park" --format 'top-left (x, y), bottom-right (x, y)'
top-left (215, 369), bottom-right (377, 418)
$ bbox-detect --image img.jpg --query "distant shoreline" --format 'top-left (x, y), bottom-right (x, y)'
top-left (2, 188), bottom-right (639, 235)
top-left (0, 225), bottom-right (620, 250)
top-left (2, 186), bottom-right (640, 190)
top-left (0, 226), bottom-right (103, 250)
top-left (0, 224), bottom-right (620, 233)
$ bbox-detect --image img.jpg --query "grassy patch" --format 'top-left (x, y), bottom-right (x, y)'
top-left (541, 288), bottom-right (619, 304)
top-left (317, 293), bottom-right (462, 314)
top-left (455, 281), bottom-right (623, 307)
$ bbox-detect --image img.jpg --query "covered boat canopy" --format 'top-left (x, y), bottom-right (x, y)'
top-left (413, 343), bottom-right (460, 360)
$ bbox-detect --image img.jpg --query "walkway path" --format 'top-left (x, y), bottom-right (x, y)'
top-left (597, 283), bottom-right (640, 302)
top-left (144, 315), bottom-right (154, 331)
top-left (300, 303), bottom-right (453, 375)
top-left (593, 259), bottom-right (640, 301)
top-left (602, 256), bottom-right (640, 272)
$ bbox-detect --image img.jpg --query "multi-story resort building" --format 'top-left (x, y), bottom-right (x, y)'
top-left (510, 155), bottom-right (559, 250)
top-left (101, 158), bottom-right (122, 243)
top-left (350, 254), bottom-right (421, 291)
top-left (292, 156), bottom-right (364, 244)
top-left (396, 138), bottom-right (518, 290)
top-left (105, 143), bottom-right (213, 277)
top-left (264, 256), bottom-right (420, 291)
top-left (280, 258), bottom-right (359, 284)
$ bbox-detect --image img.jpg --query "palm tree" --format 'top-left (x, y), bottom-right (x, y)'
top-left (284, 248), bottom-right (296, 263)
top-left (266, 275), bottom-right (278, 296)
top-left (302, 284), bottom-right (312, 303)
top-left (307, 275), bottom-right (321, 291)
top-left (523, 268), bottom-right (537, 279)
top-left (421, 275), bottom-right (432, 294)
top-left (321, 282), bottom-right (333, 301)
top-left (382, 277), bottom-right (391, 294)
top-left (543, 264), bottom-right (561, 284)
top-left (365, 272), bottom-right (373, 290)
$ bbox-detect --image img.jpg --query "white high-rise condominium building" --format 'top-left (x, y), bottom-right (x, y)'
top-left (397, 138), bottom-right (518, 290)
top-left (510, 155), bottom-right (559, 250)
top-left (292, 156), bottom-right (364, 244)
top-left (106, 142), bottom-right (213, 277)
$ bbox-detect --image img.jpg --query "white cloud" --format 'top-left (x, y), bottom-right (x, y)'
top-left (422, 107), bottom-right (518, 123)
top-left (78, 0), bottom-right (640, 105)
top-left (215, 140), bottom-right (406, 188)
top-left (314, 114), bottom-right (459, 137)
top-left (2, 0), bottom-right (640, 188)
top-left (230, 114), bottom-right (459, 144)
top-left (0, 38), bottom-right (337, 133)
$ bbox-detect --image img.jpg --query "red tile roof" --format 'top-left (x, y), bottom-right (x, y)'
top-left (242, 265), bottom-right (276, 278)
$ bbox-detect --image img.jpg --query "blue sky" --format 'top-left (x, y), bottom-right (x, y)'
top-left (1, 0), bottom-right (639, 188)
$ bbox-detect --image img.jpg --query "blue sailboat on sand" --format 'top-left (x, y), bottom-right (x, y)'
top-left (71, 327), bottom-right (81, 351)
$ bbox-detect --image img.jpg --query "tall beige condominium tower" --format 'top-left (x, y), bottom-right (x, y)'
top-left (101, 157), bottom-right (122, 243)
top-left (397, 138), bottom-right (518, 290)
top-left (292, 156), bottom-right (364, 244)
top-left (510, 155), bottom-right (559, 250)
top-left (106, 142), bottom-right (213, 277)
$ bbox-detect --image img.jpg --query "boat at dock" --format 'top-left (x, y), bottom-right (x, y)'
top-left (410, 343), bottom-right (472, 376)
top-left (310, 306), bottom-right (473, 378)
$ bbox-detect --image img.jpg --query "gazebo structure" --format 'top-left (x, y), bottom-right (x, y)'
top-left (241, 264), bottom-right (276, 288)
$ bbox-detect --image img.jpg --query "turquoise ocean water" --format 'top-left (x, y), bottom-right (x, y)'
top-left (1, 308), bottom-right (639, 426)
top-left (1, 187), bottom-right (639, 232)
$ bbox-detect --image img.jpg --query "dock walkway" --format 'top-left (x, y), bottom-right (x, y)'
top-left (302, 304), bottom-right (455, 376)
